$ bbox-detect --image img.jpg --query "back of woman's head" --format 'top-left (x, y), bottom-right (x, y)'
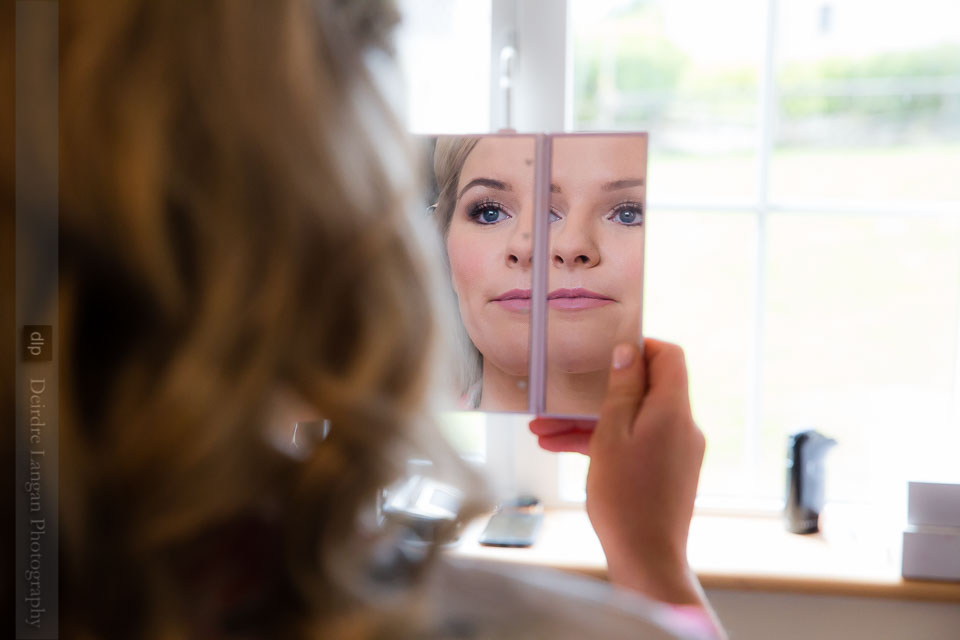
top-left (52, 1), bottom-right (457, 637)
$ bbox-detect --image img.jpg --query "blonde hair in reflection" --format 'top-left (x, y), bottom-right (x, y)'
top-left (433, 136), bottom-right (480, 238)
top-left (432, 136), bottom-right (483, 399)
top-left (46, 1), bottom-right (483, 638)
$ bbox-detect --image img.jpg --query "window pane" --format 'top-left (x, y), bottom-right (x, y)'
top-left (553, 211), bottom-right (756, 501)
top-left (762, 213), bottom-right (960, 502)
top-left (438, 411), bottom-right (487, 460)
top-left (644, 211), bottom-right (755, 497)
top-left (772, 0), bottom-right (960, 203)
top-left (559, 452), bottom-right (589, 502)
top-left (395, 0), bottom-right (491, 133)
top-left (571, 0), bottom-right (765, 201)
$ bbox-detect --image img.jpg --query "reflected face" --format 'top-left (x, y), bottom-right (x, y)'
top-left (547, 135), bottom-right (646, 373)
top-left (445, 135), bottom-right (645, 381)
top-left (446, 137), bottom-right (536, 377)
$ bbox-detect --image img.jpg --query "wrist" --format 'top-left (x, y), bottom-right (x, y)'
top-left (605, 551), bottom-right (703, 606)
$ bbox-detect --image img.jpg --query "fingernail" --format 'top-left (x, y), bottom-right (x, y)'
top-left (612, 344), bottom-right (635, 370)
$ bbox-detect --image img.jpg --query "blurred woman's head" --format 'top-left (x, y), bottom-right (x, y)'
top-left (43, 1), bottom-right (475, 637)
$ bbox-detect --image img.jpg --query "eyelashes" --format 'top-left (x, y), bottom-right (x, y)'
top-left (607, 201), bottom-right (644, 226)
top-left (466, 198), bottom-right (512, 225)
top-left (549, 201), bottom-right (645, 227)
top-left (464, 199), bottom-right (644, 226)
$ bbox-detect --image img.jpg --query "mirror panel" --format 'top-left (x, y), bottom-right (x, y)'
top-left (422, 134), bottom-right (538, 413)
top-left (543, 133), bottom-right (648, 417)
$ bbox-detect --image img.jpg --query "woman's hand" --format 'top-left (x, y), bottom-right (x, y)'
top-left (587, 338), bottom-right (705, 606)
top-left (530, 339), bottom-right (707, 607)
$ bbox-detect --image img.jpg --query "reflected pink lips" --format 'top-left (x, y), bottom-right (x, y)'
top-left (492, 288), bottom-right (531, 312)
top-left (548, 288), bottom-right (614, 310)
top-left (492, 288), bottom-right (614, 312)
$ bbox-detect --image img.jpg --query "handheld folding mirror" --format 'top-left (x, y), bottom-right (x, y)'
top-left (420, 132), bottom-right (647, 421)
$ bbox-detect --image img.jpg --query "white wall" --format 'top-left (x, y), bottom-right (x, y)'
top-left (706, 589), bottom-right (960, 640)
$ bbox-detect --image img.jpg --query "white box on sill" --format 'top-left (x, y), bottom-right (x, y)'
top-left (901, 526), bottom-right (960, 582)
top-left (907, 481), bottom-right (960, 528)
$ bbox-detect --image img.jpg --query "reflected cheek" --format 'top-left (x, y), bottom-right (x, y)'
top-left (446, 232), bottom-right (491, 306)
top-left (601, 236), bottom-right (645, 300)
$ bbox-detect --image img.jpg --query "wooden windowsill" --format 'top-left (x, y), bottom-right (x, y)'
top-left (448, 507), bottom-right (960, 603)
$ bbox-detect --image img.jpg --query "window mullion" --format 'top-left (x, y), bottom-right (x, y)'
top-left (509, 0), bottom-right (569, 133)
top-left (953, 267), bottom-right (960, 423)
top-left (745, 0), bottom-right (779, 496)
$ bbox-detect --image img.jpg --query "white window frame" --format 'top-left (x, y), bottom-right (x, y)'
top-left (482, 0), bottom-right (570, 507)
top-left (478, 0), bottom-right (960, 510)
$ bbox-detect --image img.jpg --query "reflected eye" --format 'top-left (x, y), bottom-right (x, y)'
top-left (549, 208), bottom-right (562, 223)
top-left (609, 202), bottom-right (644, 226)
top-left (468, 200), bottom-right (512, 225)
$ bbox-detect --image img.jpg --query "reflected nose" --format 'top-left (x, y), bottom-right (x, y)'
top-left (551, 218), bottom-right (599, 269)
top-left (505, 217), bottom-right (533, 268)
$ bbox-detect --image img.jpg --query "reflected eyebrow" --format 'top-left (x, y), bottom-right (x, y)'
top-left (549, 178), bottom-right (645, 195)
top-left (603, 178), bottom-right (645, 191)
top-left (457, 177), bottom-right (511, 200)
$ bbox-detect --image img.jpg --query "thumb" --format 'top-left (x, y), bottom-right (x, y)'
top-left (595, 342), bottom-right (647, 443)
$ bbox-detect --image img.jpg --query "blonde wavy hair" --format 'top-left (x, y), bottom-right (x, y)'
top-left (39, 1), bottom-right (482, 637)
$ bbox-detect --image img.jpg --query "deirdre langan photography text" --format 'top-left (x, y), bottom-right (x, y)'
top-left (23, 376), bottom-right (49, 630)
